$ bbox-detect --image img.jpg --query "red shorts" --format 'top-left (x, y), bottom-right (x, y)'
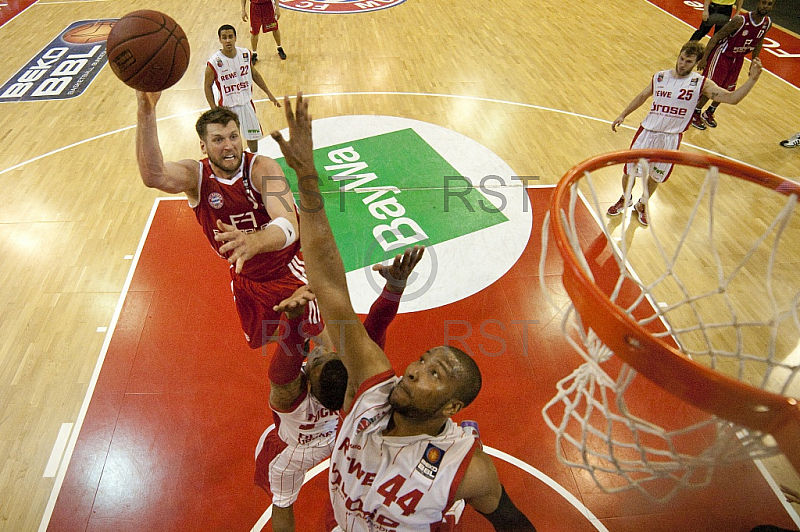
top-left (250, 1), bottom-right (278, 34)
top-left (232, 264), bottom-right (323, 349)
top-left (704, 49), bottom-right (743, 92)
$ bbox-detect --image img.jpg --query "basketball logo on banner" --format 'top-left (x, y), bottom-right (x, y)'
top-left (0, 19), bottom-right (116, 102)
top-left (280, 0), bottom-right (406, 14)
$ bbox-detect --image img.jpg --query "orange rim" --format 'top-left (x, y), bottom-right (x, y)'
top-left (550, 149), bottom-right (800, 467)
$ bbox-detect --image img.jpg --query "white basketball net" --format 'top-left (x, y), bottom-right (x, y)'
top-left (540, 157), bottom-right (800, 502)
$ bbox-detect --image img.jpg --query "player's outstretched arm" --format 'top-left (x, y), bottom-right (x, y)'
top-left (612, 83), bottom-right (653, 132)
top-left (271, 93), bottom-right (392, 388)
top-left (363, 245), bottom-right (425, 349)
top-left (457, 449), bottom-right (536, 531)
top-left (268, 286), bottom-right (315, 411)
top-left (703, 58), bottom-right (762, 104)
top-left (241, 0), bottom-right (249, 21)
top-left (697, 16), bottom-right (743, 70)
top-left (203, 65), bottom-right (218, 109)
top-left (135, 91), bottom-right (199, 199)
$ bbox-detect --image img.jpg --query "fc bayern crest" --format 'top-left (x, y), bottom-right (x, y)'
top-left (280, 0), bottom-right (406, 14)
top-left (208, 192), bottom-right (224, 209)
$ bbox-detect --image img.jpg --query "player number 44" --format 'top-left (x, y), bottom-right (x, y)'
top-left (377, 475), bottom-right (424, 516)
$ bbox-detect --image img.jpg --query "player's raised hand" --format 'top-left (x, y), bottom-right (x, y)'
top-left (372, 245), bottom-right (425, 293)
top-left (215, 219), bottom-right (259, 274)
top-left (273, 284), bottom-right (317, 319)
top-left (271, 92), bottom-right (315, 175)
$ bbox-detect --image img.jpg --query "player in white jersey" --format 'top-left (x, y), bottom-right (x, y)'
top-left (607, 41), bottom-right (762, 226)
top-left (271, 94), bottom-right (536, 531)
top-left (204, 24), bottom-right (280, 154)
top-left (255, 252), bottom-right (423, 532)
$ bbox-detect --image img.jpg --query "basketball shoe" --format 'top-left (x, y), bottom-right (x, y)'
top-left (691, 110), bottom-right (706, 130)
top-left (277, 47), bottom-right (287, 60)
top-left (607, 196), bottom-right (630, 216)
top-left (634, 202), bottom-right (649, 226)
top-left (780, 132), bottom-right (800, 148)
top-left (702, 109), bottom-right (717, 128)
top-left (251, 52), bottom-right (258, 64)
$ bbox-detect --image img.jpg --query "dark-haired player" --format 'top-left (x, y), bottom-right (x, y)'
top-left (272, 93), bottom-right (536, 531)
top-left (204, 24), bottom-right (280, 154)
top-left (692, 0), bottom-right (774, 130)
top-left (256, 247), bottom-right (424, 532)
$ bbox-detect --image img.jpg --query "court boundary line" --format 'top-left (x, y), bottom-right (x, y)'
top-left (37, 197), bottom-right (180, 532)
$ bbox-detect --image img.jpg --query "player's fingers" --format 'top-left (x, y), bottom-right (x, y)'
top-left (284, 95), bottom-right (295, 123)
top-left (235, 256), bottom-right (245, 274)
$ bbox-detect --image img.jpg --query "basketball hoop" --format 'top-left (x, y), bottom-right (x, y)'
top-left (540, 149), bottom-right (800, 501)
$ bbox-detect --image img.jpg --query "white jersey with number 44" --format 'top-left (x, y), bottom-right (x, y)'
top-left (330, 373), bottom-right (479, 531)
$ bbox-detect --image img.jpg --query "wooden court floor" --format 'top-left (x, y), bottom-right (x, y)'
top-left (1, 0), bottom-right (800, 530)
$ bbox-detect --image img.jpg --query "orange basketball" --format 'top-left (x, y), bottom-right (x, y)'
top-left (105, 10), bottom-right (190, 92)
top-left (63, 21), bottom-right (115, 44)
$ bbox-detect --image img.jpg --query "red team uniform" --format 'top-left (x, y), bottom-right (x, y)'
top-left (249, 0), bottom-right (278, 35)
top-left (627, 69), bottom-right (706, 182)
top-left (191, 151), bottom-right (322, 348)
top-left (704, 11), bottom-right (771, 91)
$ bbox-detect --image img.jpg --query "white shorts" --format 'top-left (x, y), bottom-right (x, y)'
top-left (254, 424), bottom-right (333, 508)
top-left (230, 101), bottom-right (263, 141)
top-left (625, 127), bottom-right (682, 183)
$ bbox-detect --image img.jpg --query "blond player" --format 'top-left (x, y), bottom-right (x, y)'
top-left (608, 40), bottom-right (762, 226)
top-left (204, 24), bottom-right (280, 153)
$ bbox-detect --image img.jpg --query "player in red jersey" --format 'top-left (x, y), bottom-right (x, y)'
top-left (135, 92), bottom-right (323, 349)
top-left (271, 93), bottom-right (536, 531)
top-left (242, 0), bottom-right (286, 62)
top-left (691, 0), bottom-right (774, 130)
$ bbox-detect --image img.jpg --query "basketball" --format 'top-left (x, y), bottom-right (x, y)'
top-left (106, 10), bottom-right (190, 92)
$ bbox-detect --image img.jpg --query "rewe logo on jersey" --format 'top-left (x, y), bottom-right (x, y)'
top-left (280, 0), bottom-right (406, 14)
top-left (263, 115), bottom-right (532, 313)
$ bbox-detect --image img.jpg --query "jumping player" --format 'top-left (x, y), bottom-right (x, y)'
top-left (135, 93), bottom-right (322, 350)
top-left (271, 93), bottom-right (536, 531)
top-left (255, 248), bottom-right (423, 532)
top-left (205, 24), bottom-right (280, 154)
top-left (608, 41), bottom-right (763, 226)
top-left (242, 0), bottom-right (286, 62)
top-left (691, 0), bottom-right (774, 130)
